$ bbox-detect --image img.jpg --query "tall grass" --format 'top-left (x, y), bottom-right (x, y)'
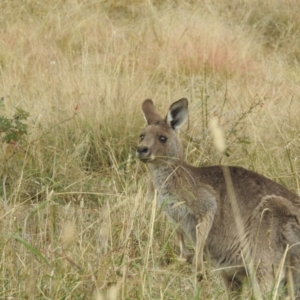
top-left (0, 0), bottom-right (300, 298)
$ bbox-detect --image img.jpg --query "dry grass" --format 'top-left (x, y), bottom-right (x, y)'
top-left (0, 0), bottom-right (300, 299)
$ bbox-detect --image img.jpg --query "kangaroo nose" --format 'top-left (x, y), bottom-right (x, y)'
top-left (137, 146), bottom-right (149, 154)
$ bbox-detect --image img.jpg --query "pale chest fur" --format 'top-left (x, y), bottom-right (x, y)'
top-left (149, 164), bottom-right (197, 242)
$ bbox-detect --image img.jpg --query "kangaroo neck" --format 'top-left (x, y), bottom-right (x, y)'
top-left (148, 159), bottom-right (183, 190)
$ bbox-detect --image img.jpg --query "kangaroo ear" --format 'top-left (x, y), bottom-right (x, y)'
top-left (166, 98), bottom-right (188, 130)
top-left (141, 99), bottom-right (163, 125)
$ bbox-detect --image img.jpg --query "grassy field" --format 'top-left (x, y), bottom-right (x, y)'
top-left (0, 0), bottom-right (300, 299)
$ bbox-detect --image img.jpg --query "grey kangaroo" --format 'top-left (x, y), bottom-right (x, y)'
top-left (136, 98), bottom-right (300, 298)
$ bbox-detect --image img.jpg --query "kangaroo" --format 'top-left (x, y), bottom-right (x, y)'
top-left (136, 98), bottom-right (300, 298)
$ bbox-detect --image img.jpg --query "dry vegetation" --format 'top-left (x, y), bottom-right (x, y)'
top-left (0, 0), bottom-right (300, 299)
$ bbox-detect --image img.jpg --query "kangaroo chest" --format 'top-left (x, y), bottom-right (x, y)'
top-left (157, 189), bottom-right (192, 221)
top-left (151, 166), bottom-right (191, 220)
top-left (150, 166), bottom-right (197, 243)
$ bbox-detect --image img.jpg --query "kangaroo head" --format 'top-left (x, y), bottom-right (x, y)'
top-left (136, 98), bottom-right (188, 164)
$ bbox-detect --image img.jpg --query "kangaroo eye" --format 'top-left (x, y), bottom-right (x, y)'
top-left (140, 134), bottom-right (144, 141)
top-left (159, 135), bottom-right (167, 143)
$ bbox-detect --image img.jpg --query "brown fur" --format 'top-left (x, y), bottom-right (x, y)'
top-left (136, 98), bottom-right (300, 298)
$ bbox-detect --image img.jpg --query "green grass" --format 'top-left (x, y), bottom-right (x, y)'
top-left (0, 0), bottom-right (300, 299)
